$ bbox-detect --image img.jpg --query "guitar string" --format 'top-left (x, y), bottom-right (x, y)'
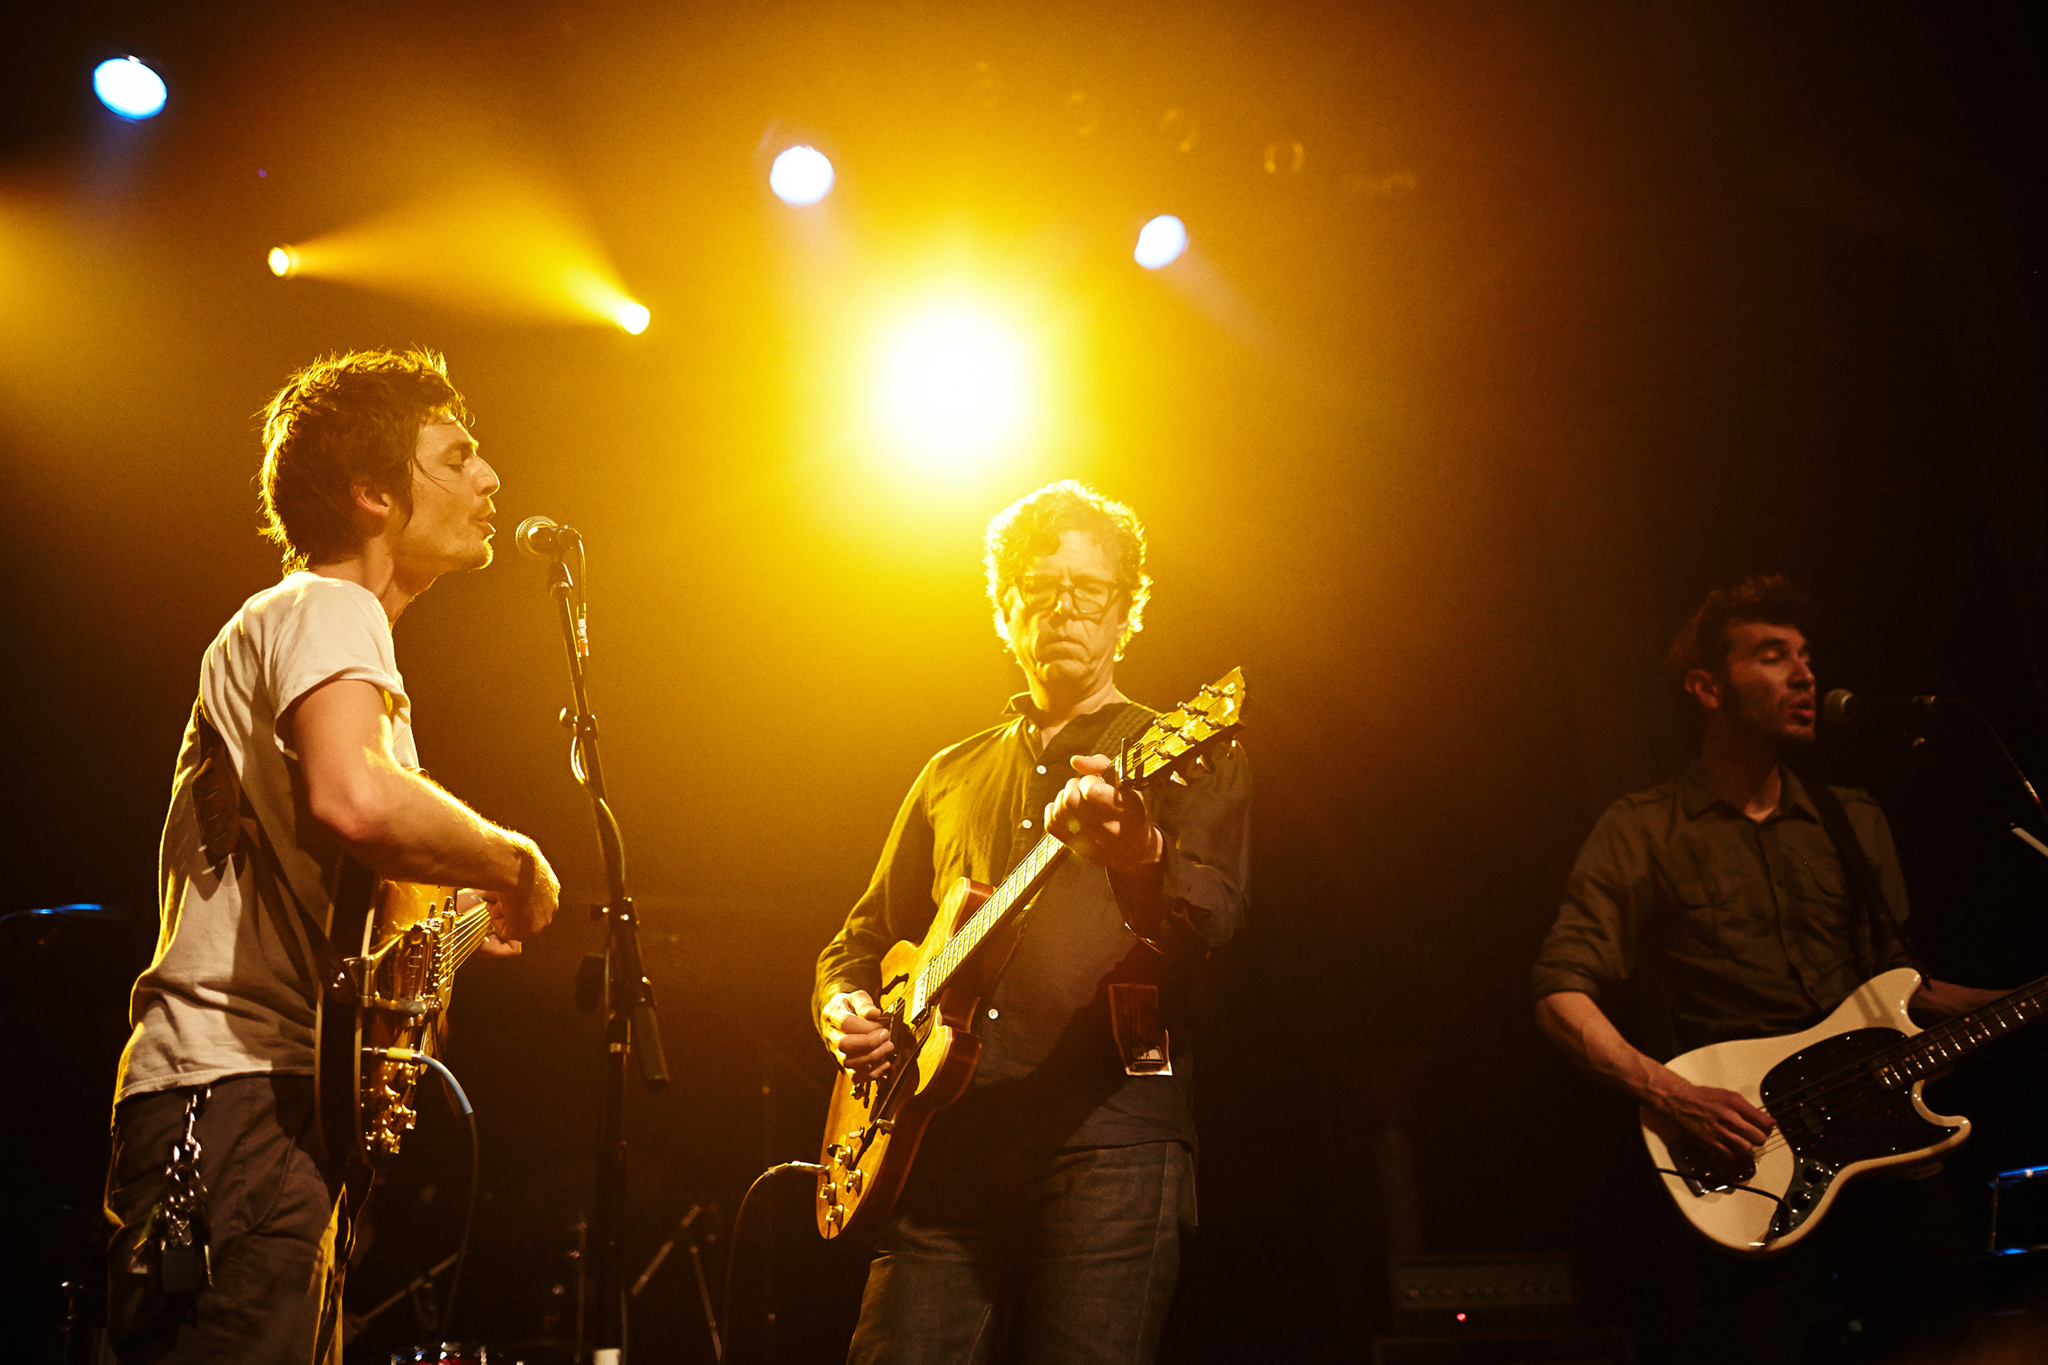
top-left (1685, 980), bottom-right (2046, 1174)
top-left (1750, 977), bottom-right (2045, 1123)
top-left (911, 713), bottom-right (1226, 1008)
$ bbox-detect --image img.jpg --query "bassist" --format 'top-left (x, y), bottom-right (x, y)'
top-left (105, 350), bottom-right (561, 1364)
top-left (1532, 574), bottom-right (2004, 1364)
top-left (814, 480), bottom-right (1249, 1365)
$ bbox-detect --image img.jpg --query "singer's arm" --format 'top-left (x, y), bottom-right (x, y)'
top-left (293, 678), bottom-right (560, 939)
top-left (1537, 991), bottom-right (1775, 1161)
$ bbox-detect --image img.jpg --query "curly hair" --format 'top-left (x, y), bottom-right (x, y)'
top-left (1667, 573), bottom-right (1814, 688)
top-left (257, 348), bottom-right (470, 572)
top-left (983, 480), bottom-right (1152, 656)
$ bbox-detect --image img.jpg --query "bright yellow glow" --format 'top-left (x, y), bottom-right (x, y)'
top-left (267, 246), bottom-right (297, 278)
top-left (871, 300), bottom-right (1034, 470)
top-left (274, 173), bottom-right (642, 329)
top-left (615, 301), bottom-right (650, 335)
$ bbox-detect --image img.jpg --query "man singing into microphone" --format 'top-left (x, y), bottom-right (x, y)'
top-left (1531, 574), bottom-right (2005, 1363)
top-left (104, 349), bottom-right (561, 1363)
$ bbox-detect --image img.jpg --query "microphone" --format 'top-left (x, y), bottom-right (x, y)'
top-left (1821, 689), bottom-right (1944, 730)
top-left (515, 515), bottom-right (581, 559)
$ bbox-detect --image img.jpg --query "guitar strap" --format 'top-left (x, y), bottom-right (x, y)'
top-left (1808, 782), bottom-right (1920, 978)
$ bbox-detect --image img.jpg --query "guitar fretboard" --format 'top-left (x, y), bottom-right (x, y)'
top-left (902, 666), bottom-right (1245, 1022)
top-left (1877, 973), bottom-right (2048, 1088)
top-left (911, 833), bottom-right (1070, 1017)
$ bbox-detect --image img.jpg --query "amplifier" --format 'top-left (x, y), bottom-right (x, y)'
top-left (1990, 1164), bottom-right (2048, 1255)
top-left (1388, 1252), bottom-right (1576, 1334)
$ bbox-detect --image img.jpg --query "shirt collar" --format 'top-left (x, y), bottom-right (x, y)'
top-left (1001, 693), bottom-right (1132, 753)
top-left (1678, 759), bottom-right (1819, 823)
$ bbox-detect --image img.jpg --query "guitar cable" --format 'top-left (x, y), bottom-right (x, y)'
top-left (715, 1160), bottom-right (825, 1363)
top-left (1650, 1166), bottom-right (1787, 1210)
top-left (372, 1047), bottom-right (481, 1341)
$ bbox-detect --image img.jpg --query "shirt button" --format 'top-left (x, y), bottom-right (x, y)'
top-left (1036, 765), bottom-right (1047, 775)
top-left (987, 1008), bottom-right (999, 1020)
top-left (1021, 818), bottom-right (1033, 829)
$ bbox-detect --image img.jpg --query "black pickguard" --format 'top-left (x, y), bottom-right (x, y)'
top-left (1756, 1027), bottom-right (1963, 1241)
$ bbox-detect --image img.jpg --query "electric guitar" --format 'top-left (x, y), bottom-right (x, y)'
top-left (314, 872), bottom-right (499, 1170)
top-left (814, 667), bottom-right (1248, 1240)
top-left (1643, 966), bottom-right (2048, 1257)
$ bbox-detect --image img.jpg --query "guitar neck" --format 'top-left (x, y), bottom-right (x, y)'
top-left (440, 905), bottom-right (499, 976)
top-left (1880, 972), bottom-right (2048, 1087)
top-left (913, 834), bottom-right (1071, 1016)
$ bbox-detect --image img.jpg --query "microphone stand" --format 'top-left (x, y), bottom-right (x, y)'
top-left (539, 537), bottom-right (670, 1365)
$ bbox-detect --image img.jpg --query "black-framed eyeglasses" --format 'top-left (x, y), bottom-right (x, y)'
top-left (1012, 575), bottom-right (1121, 619)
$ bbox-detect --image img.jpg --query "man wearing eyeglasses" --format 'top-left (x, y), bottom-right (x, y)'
top-left (815, 479), bottom-right (1251, 1364)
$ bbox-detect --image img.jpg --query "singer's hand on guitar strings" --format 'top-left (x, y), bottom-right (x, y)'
top-left (1648, 1073), bottom-right (1776, 1162)
top-left (456, 889), bottom-right (524, 958)
top-left (824, 990), bottom-right (895, 1080)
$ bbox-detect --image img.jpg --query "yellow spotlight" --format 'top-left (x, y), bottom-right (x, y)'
top-left (873, 301), bottom-right (1033, 470)
top-left (615, 301), bottom-right (650, 335)
top-left (267, 245), bottom-right (298, 278)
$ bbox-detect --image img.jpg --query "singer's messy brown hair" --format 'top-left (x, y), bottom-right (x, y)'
top-left (1668, 573), bottom-right (1814, 694)
top-left (257, 348), bottom-right (470, 572)
top-left (983, 480), bottom-right (1152, 657)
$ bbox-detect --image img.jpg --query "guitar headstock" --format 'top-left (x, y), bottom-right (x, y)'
top-left (1119, 666), bottom-right (1246, 789)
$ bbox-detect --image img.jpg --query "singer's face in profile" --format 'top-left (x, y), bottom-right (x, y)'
top-left (1717, 620), bottom-right (1816, 745)
top-left (395, 417), bottom-right (500, 578)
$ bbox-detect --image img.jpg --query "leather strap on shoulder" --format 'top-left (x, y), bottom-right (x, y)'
top-left (1808, 782), bottom-right (1920, 978)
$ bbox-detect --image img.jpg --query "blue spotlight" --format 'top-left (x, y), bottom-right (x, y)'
top-left (93, 57), bottom-right (168, 121)
top-left (770, 145), bottom-right (835, 206)
top-left (1134, 215), bottom-right (1188, 270)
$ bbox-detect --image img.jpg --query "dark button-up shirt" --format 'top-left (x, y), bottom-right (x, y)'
top-left (1531, 762), bottom-right (1915, 1056)
top-left (815, 698), bottom-right (1250, 1148)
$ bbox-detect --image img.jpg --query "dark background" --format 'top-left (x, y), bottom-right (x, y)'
top-left (5, 2), bottom-right (2047, 1361)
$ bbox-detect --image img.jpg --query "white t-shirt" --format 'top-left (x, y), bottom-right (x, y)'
top-left (115, 572), bottom-right (418, 1102)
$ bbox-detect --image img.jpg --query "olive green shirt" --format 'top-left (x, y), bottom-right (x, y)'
top-left (1532, 761), bottom-right (1917, 1056)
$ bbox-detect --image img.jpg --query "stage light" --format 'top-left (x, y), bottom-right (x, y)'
top-left (93, 58), bottom-right (167, 121)
top-left (770, 146), bottom-right (835, 206)
top-left (873, 301), bottom-right (1032, 469)
top-left (267, 176), bottom-right (646, 331)
top-left (1134, 216), bottom-right (1188, 270)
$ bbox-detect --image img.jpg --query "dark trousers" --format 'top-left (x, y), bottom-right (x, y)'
top-left (848, 1138), bottom-right (1197, 1365)
top-left (1675, 1167), bottom-right (1986, 1365)
top-left (104, 1074), bottom-right (348, 1365)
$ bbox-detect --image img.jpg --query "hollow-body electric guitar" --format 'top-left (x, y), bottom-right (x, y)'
top-left (1643, 965), bottom-right (2047, 1257)
top-left (314, 872), bottom-right (499, 1170)
top-left (814, 668), bottom-right (1247, 1240)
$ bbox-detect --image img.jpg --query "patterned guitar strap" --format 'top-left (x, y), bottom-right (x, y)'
top-left (190, 697), bottom-right (369, 1359)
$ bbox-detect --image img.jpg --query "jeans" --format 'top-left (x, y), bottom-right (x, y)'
top-left (848, 1137), bottom-right (1197, 1365)
top-left (104, 1074), bottom-right (348, 1365)
top-left (1676, 1166), bottom-right (1985, 1364)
